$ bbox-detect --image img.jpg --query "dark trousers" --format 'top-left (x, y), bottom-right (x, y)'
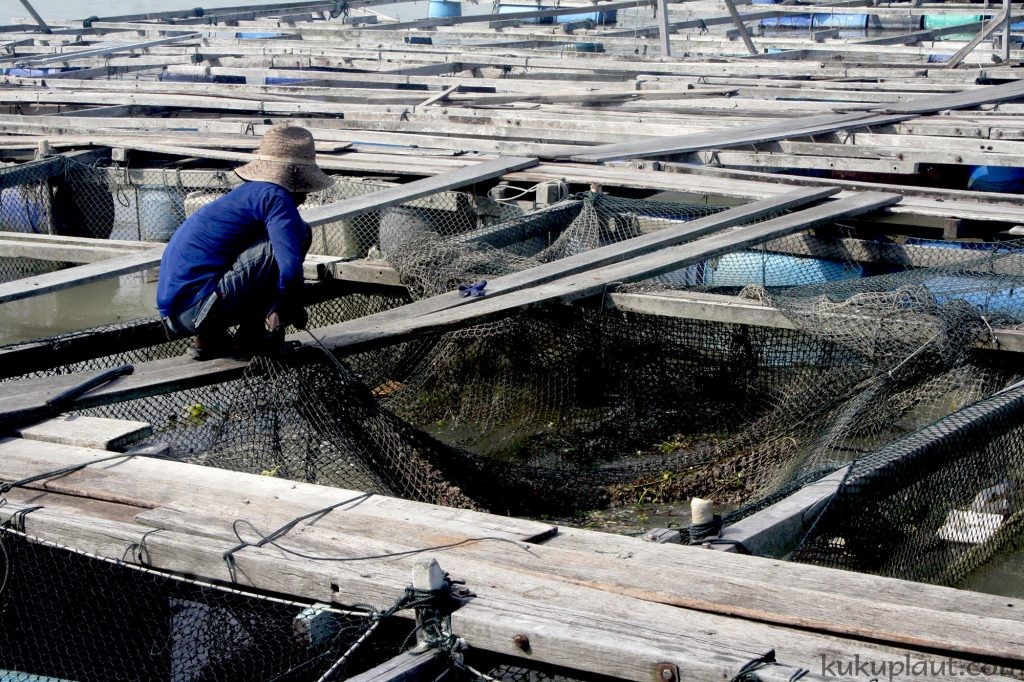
top-left (167, 240), bottom-right (279, 338)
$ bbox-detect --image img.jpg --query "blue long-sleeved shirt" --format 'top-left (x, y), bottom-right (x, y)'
top-left (157, 182), bottom-right (310, 317)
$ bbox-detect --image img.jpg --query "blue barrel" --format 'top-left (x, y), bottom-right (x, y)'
top-left (428, 0), bottom-right (462, 18)
top-left (1, 67), bottom-right (80, 77)
top-left (868, 14), bottom-right (922, 30)
top-left (967, 166), bottom-right (1024, 193)
top-left (265, 76), bottom-right (312, 84)
top-left (811, 13), bottom-right (868, 28)
top-left (1, 186), bottom-right (50, 233)
top-left (236, 31), bottom-right (285, 38)
top-left (760, 15), bottom-right (812, 28)
top-left (924, 275), bottom-right (1024, 318)
top-left (405, 35), bottom-right (434, 44)
top-left (564, 42), bottom-right (605, 52)
top-left (557, 9), bottom-right (617, 23)
top-left (498, 4), bottom-right (553, 24)
top-left (700, 252), bottom-right (864, 287)
top-left (923, 14), bottom-right (982, 29)
top-left (137, 187), bottom-right (184, 242)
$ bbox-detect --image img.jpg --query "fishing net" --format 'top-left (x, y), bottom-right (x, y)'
top-left (791, 377), bottom-right (1024, 587)
top-left (3, 175), bottom-right (1024, 589)
top-left (0, 526), bottom-right (414, 681)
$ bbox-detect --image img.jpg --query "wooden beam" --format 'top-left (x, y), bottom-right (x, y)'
top-left (0, 247), bottom-right (165, 305)
top-left (723, 0), bottom-right (758, 55)
top-left (343, 650), bottom-right (446, 682)
top-left (8, 33), bottom-right (201, 66)
top-left (16, 415), bottom-right (152, 451)
top-left (713, 466), bottom-right (850, 557)
top-left (301, 156), bottom-right (539, 228)
top-left (16, 0), bottom-right (50, 33)
top-left (944, 9), bottom-right (1017, 69)
top-left (569, 78), bottom-right (1024, 163)
top-left (0, 191), bottom-right (898, 429)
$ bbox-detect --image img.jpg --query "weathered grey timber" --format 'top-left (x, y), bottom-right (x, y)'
top-left (0, 443), bottom-right (1021, 672)
top-left (711, 466), bottom-right (851, 557)
top-left (0, 247), bottom-right (165, 305)
top-left (7, 33), bottom-right (201, 66)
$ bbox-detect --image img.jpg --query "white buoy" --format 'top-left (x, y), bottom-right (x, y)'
top-left (691, 497), bottom-right (714, 526)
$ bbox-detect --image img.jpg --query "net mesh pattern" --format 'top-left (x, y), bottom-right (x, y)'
top-left (0, 527), bottom-right (411, 681)
top-left (3, 178), bottom-right (1024, 589)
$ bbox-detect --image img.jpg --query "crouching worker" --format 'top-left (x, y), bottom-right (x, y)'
top-left (157, 125), bottom-right (334, 360)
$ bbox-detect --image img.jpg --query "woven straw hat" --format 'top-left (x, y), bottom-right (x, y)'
top-left (235, 125), bottom-right (334, 193)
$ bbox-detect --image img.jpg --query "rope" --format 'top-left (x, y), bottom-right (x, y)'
top-left (729, 649), bottom-right (807, 682)
top-left (0, 451), bottom-right (173, 496)
top-left (223, 492), bottom-right (373, 577)
top-left (315, 574), bottom-right (465, 681)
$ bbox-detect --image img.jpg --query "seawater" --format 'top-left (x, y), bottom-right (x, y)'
top-left (8, 0), bottom-right (471, 24)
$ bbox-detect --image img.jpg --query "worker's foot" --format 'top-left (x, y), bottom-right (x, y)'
top-left (190, 329), bottom-right (233, 361)
top-left (234, 326), bottom-right (286, 358)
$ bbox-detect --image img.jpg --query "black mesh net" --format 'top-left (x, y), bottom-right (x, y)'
top-left (0, 527), bottom-right (414, 681)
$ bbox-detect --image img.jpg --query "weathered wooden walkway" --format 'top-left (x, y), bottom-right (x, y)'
top-left (0, 426), bottom-right (1021, 681)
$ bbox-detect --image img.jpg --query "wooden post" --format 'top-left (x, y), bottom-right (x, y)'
top-left (17, 0), bottom-right (51, 33)
top-left (411, 558), bottom-right (447, 653)
top-left (945, 8), bottom-right (1013, 68)
top-left (1003, 0), bottom-right (1012, 62)
top-left (722, 0), bottom-right (757, 55)
top-left (656, 0), bottom-right (672, 57)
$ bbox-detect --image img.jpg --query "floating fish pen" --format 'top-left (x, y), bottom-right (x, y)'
top-left (2, 0), bottom-right (1024, 680)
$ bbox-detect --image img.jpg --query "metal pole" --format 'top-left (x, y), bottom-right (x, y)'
top-left (17, 0), bottom-right (51, 33)
top-left (656, 0), bottom-right (672, 57)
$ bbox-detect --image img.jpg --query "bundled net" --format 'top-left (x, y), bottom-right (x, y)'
top-left (0, 526), bottom-right (413, 681)
top-left (791, 380), bottom-right (1024, 586)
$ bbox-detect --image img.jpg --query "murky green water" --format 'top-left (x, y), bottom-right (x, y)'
top-left (0, 272), bottom-right (158, 346)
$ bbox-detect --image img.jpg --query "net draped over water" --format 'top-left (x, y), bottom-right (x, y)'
top-left (3, 158), bottom-right (1024, 597)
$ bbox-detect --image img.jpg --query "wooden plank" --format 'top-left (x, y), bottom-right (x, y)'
top-left (343, 650), bottom-right (446, 682)
top-left (605, 289), bottom-right (1024, 353)
top-left (569, 78), bottom-right (1024, 163)
top-left (16, 415), bottom-right (152, 450)
top-left (567, 112), bottom-right (912, 162)
top-left (15, 0), bottom-right (51, 33)
top-left (714, 465), bottom-right (850, 557)
top-left (0, 456), bottom-right (1020, 680)
top-left (313, 192), bottom-right (902, 351)
top-left (0, 499), bottom-right (958, 682)
top-left (133, 500), bottom-right (1024, 662)
top-left (0, 438), bottom-right (557, 543)
top-left (418, 83), bottom-right (460, 107)
top-left (9, 32), bottom-right (201, 66)
top-left (0, 247), bottom-right (165, 305)
top-left (722, 0), bottom-right (757, 55)
top-left (301, 156), bottom-right (538, 228)
top-left (944, 9), bottom-right (1016, 69)
top-left (326, 187), bottom-right (840, 332)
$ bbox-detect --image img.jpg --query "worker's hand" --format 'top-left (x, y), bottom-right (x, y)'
top-left (272, 304), bottom-right (308, 331)
top-left (290, 306), bottom-right (309, 331)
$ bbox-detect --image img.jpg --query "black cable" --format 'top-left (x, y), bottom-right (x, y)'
top-left (0, 451), bottom-right (173, 495)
